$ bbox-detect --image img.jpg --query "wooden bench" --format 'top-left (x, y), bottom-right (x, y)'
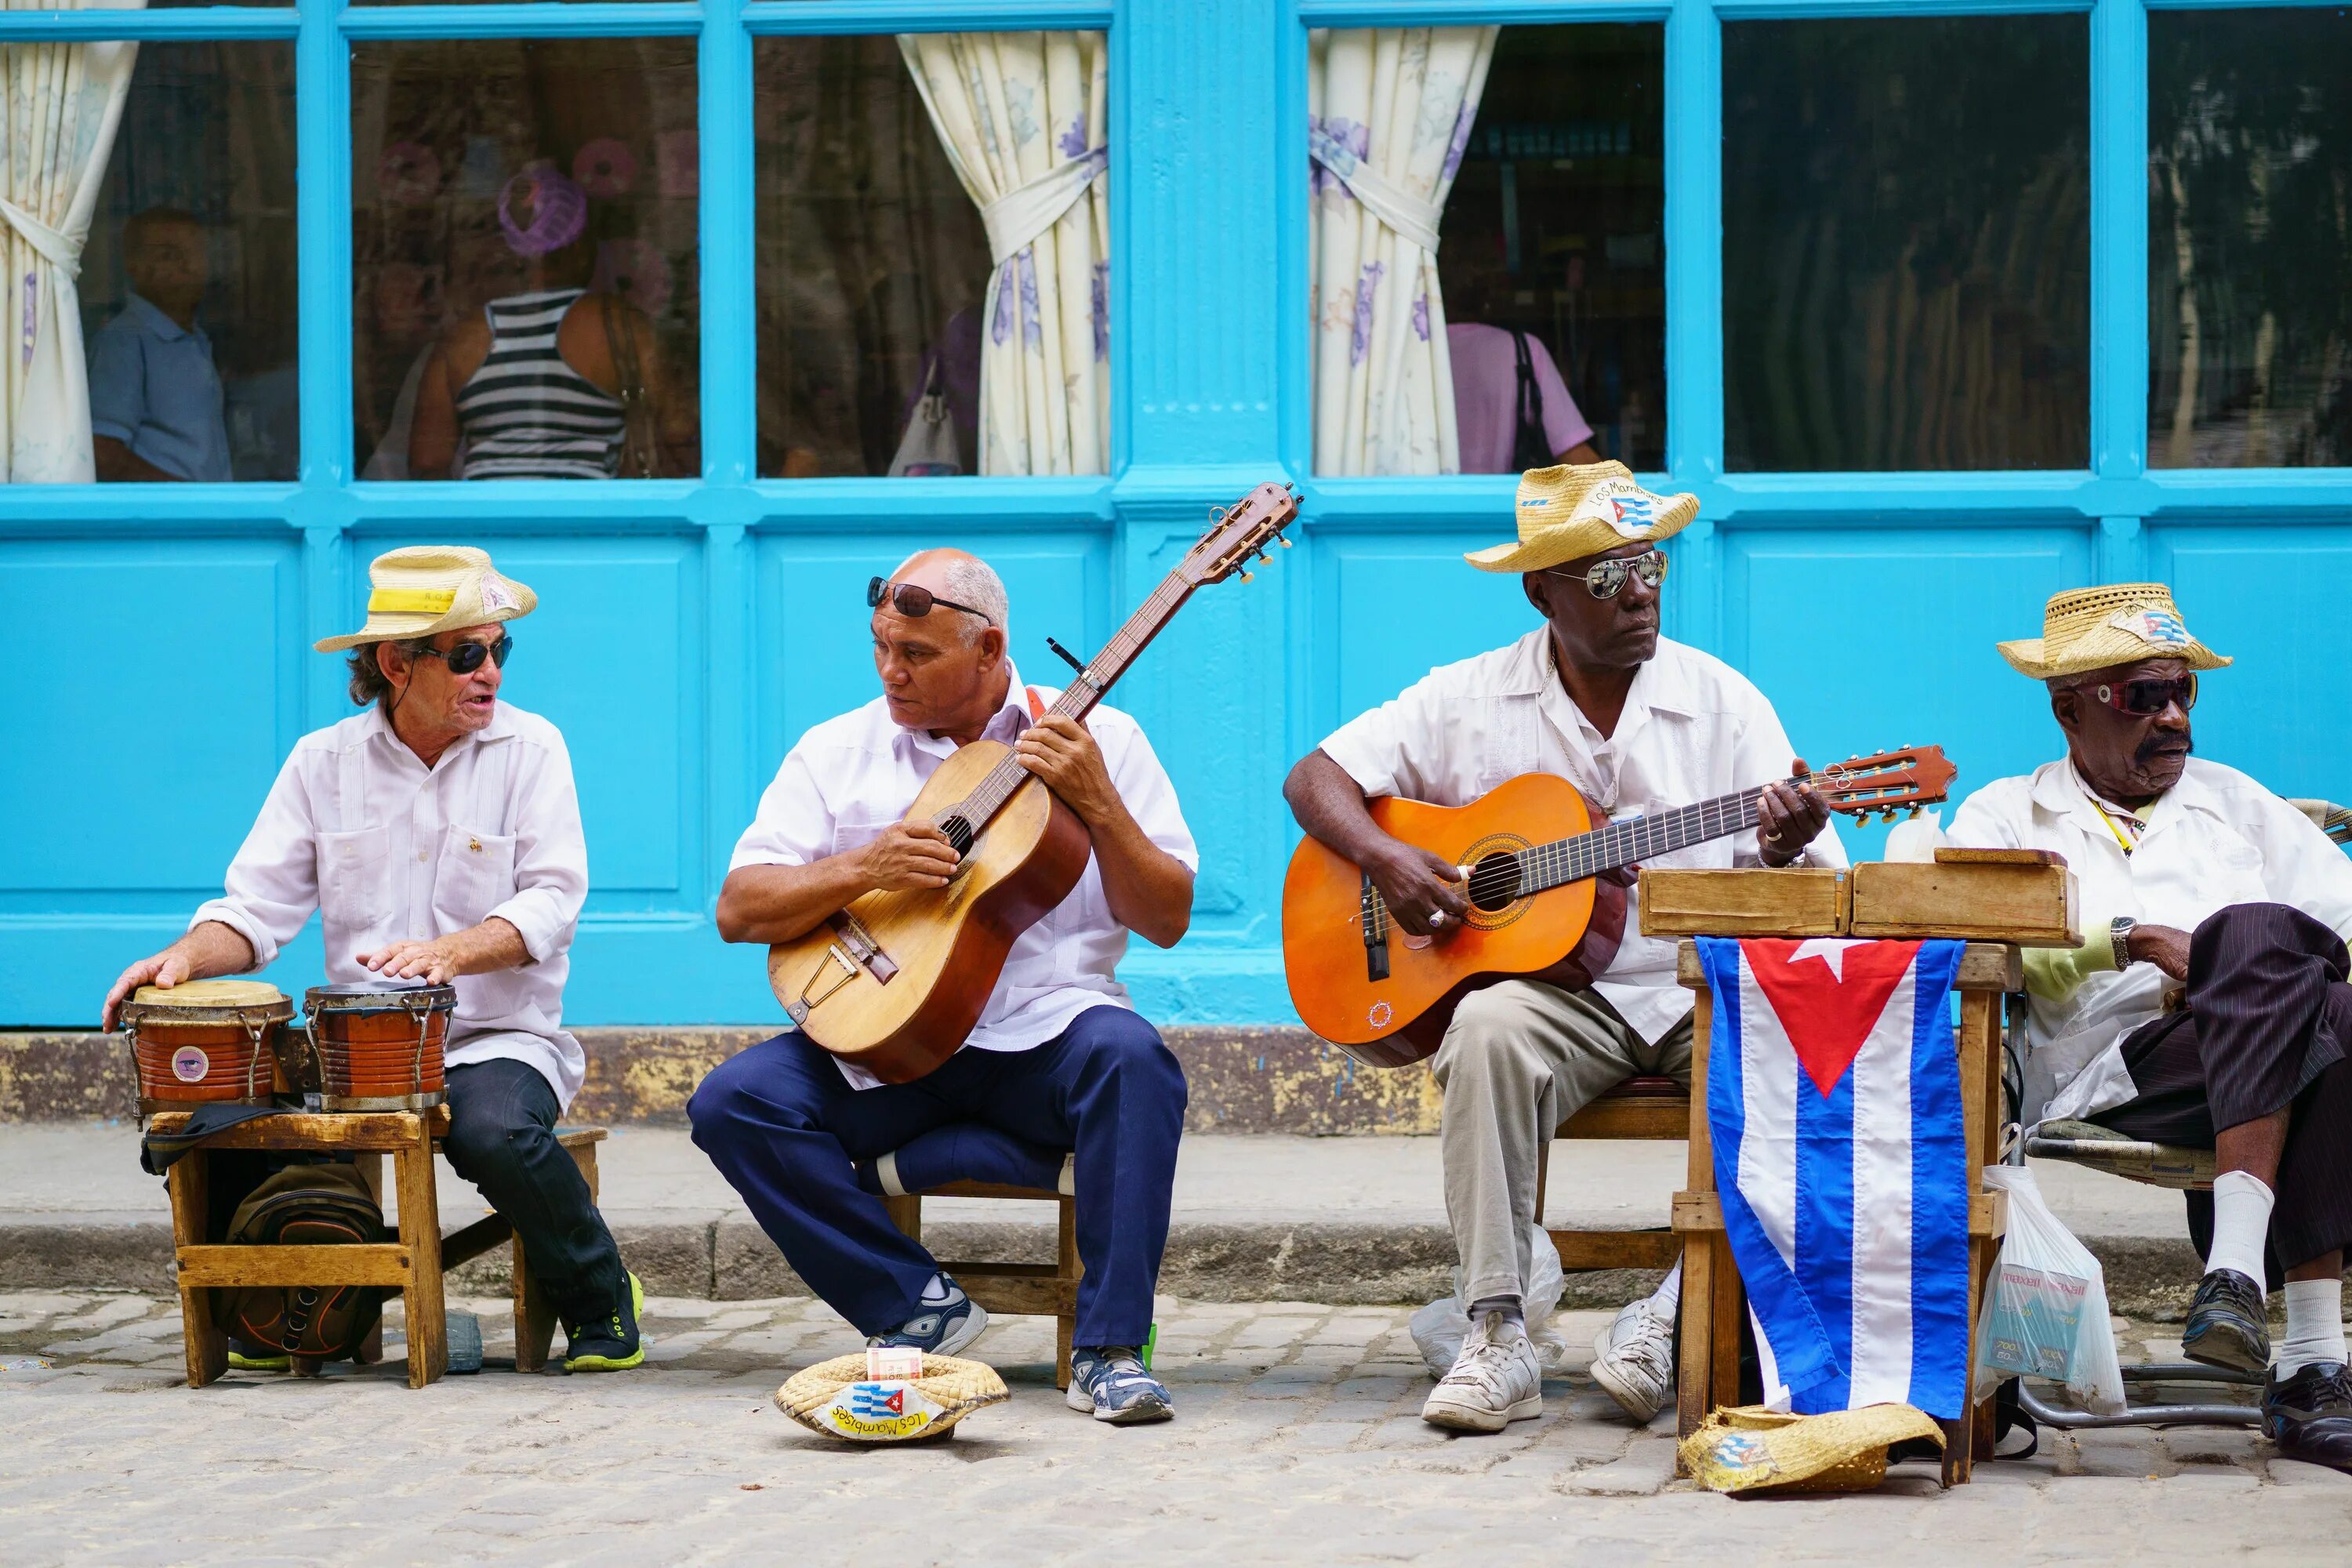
top-left (1538, 1076), bottom-right (1689, 1278)
top-left (151, 1106), bottom-right (606, 1386)
top-left (881, 1163), bottom-right (1080, 1389)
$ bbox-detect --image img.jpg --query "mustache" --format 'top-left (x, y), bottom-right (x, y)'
top-left (2136, 732), bottom-right (2192, 766)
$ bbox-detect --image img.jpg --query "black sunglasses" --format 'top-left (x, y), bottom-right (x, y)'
top-left (2075, 673), bottom-right (2196, 717)
top-left (413, 633), bottom-right (514, 676)
top-left (867, 575), bottom-right (993, 625)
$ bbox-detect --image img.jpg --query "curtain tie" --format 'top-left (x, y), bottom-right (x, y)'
top-left (1308, 127), bottom-right (1443, 255)
top-left (978, 146), bottom-right (1106, 266)
top-left (0, 198), bottom-right (83, 279)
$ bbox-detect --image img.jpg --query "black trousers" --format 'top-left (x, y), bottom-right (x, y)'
top-left (209, 1058), bottom-right (626, 1326)
top-left (2090, 902), bottom-right (2352, 1272)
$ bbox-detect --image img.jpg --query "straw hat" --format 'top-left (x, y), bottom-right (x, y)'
top-left (1679, 1403), bottom-right (1944, 1496)
top-left (775, 1352), bottom-right (1010, 1443)
top-left (314, 546), bottom-right (537, 653)
top-left (1996, 583), bottom-right (2230, 681)
top-left (1464, 461), bottom-right (1700, 574)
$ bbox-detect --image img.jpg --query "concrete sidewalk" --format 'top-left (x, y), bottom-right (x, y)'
top-left (0, 1123), bottom-right (2208, 1313)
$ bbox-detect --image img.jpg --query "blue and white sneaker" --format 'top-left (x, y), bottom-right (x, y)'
top-left (868, 1273), bottom-right (988, 1359)
top-left (1067, 1345), bottom-right (1174, 1425)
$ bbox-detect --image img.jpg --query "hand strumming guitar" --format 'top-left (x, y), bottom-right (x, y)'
top-left (860, 820), bottom-right (963, 892)
top-left (1366, 840), bottom-right (1472, 939)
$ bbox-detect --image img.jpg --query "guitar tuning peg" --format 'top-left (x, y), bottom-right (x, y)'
top-left (1279, 535), bottom-right (1293, 547)
top-left (1239, 570), bottom-right (1254, 583)
top-left (1907, 807), bottom-right (1922, 819)
top-left (1256, 550), bottom-right (1272, 564)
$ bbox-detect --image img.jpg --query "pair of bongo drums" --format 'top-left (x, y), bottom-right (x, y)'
top-left (121, 978), bottom-right (456, 1115)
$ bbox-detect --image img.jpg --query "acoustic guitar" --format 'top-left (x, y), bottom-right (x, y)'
top-left (1280, 747), bottom-right (1955, 1065)
top-left (768, 481), bottom-right (1301, 1083)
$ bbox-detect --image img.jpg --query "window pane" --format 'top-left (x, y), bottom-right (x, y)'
top-left (1723, 18), bottom-right (2089, 471)
top-left (1437, 24), bottom-right (1664, 473)
top-left (2151, 10), bottom-right (2352, 468)
top-left (75, 42), bottom-right (298, 482)
top-left (351, 39), bottom-right (700, 480)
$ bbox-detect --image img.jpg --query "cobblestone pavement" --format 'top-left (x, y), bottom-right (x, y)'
top-left (5, 1292), bottom-right (2349, 1565)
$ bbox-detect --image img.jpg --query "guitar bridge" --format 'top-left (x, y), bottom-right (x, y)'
top-left (782, 912), bottom-right (898, 1026)
top-left (1360, 870), bottom-right (1390, 982)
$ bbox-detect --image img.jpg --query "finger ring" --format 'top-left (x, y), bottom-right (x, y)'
top-left (1765, 829), bottom-right (1784, 844)
top-left (1429, 912), bottom-right (1447, 927)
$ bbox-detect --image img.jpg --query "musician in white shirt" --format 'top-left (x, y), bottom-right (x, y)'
top-left (1285, 463), bottom-right (1842, 1433)
top-left (101, 546), bottom-right (644, 1372)
top-left (691, 549), bottom-right (1198, 1424)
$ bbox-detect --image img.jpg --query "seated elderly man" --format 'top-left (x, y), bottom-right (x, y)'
top-left (103, 546), bottom-right (643, 1373)
top-left (1947, 583), bottom-right (2352, 1471)
top-left (689, 549), bottom-right (1198, 1424)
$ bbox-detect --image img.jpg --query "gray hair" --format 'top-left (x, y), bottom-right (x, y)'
top-left (896, 551), bottom-right (1009, 644)
top-left (346, 637), bottom-right (437, 710)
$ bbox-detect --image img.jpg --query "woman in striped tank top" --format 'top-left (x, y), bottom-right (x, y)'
top-left (408, 167), bottom-right (688, 480)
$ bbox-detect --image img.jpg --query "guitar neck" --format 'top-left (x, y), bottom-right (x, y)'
top-left (1515, 785), bottom-right (1777, 894)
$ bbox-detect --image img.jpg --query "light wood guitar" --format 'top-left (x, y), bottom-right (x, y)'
top-left (769, 481), bottom-right (1301, 1083)
top-left (1280, 747), bottom-right (1955, 1065)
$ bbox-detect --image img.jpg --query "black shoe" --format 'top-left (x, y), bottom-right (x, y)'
top-left (564, 1272), bottom-right (645, 1373)
top-left (2264, 1362), bottom-right (2352, 1471)
top-left (2181, 1268), bottom-right (2269, 1373)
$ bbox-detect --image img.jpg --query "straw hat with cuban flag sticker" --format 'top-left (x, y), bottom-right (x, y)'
top-left (775, 1348), bottom-right (1009, 1443)
top-left (1464, 460), bottom-right (1702, 575)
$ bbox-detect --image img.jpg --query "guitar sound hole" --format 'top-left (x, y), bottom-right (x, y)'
top-left (935, 815), bottom-right (974, 857)
top-left (1466, 851), bottom-right (1522, 913)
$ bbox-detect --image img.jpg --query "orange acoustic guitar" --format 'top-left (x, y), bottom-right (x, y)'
top-left (768, 481), bottom-right (1301, 1084)
top-left (1280, 747), bottom-right (1955, 1066)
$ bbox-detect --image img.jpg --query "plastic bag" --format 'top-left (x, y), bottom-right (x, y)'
top-left (1973, 1165), bottom-right (2126, 1414)
top-left (1410, 1224), bottom-right (1571, 1377)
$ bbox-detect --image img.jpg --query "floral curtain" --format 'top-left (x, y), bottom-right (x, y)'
top-left (899, 31), bottom-right (1108, 477)
top-left (1308, 27), bottom-right (1496, 476)
top-left (1, 1), bottom-right (142, 482)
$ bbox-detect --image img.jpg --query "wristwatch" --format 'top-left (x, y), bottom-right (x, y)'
top-left (2110, 916), bottom-right (2137, 969)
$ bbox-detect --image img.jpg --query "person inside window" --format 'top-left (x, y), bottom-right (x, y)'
top-left (89, 208), bottom-right (232, 483)
top-left (407, 165), bottom-right (691, 480)
top-left (1446, 281), bottom-right (1602, 474)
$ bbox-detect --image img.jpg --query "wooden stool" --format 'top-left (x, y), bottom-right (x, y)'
top-left (883, 1170), bottom-right (1080, 1389)
top-left (432, 1126), bottom-right (608, 1373)
top-left (1538, 1075), bottom-right (1690, 1279)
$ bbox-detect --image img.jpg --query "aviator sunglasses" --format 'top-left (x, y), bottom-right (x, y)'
top-left (1547, 549), bottom-right (1669, 601)
top-left (867, 575), bottom-right (995, 625)
top-left (412, 633), bottom-right (514, 676)
top-left (2074, 673), bottom-right (2197, 717)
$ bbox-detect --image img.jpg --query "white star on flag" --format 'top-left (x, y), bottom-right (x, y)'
top-left (1788, 937), bottom-right (1868, 981)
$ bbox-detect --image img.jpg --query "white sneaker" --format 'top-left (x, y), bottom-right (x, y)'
top-left (1588, 1294), bottom-right (1676, 1423)
top-left (1421, 1311), bottom-right (1543, 1432)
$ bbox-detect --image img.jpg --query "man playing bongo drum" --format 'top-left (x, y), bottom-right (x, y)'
top-left (101, 546), bottom-right (644, 1373)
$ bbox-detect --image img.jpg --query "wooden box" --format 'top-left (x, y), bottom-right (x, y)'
top-left (1846, 849), bottom-right (2080, 946)
top-left (1638, 866), bottom-right (1846, 938)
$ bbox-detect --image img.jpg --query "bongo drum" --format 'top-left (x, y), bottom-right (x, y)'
top-left (118, 980), bottom-right (292, 1116)
top-left (303, 982), bottom-right (456, 1112)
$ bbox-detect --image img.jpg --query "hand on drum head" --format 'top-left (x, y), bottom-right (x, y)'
top-left (358, 916), bottom-right (529, 988)
top-left (102, 949), bottom-right (190, 1031)
top-left (100, 921), bottom-right (256, 1030)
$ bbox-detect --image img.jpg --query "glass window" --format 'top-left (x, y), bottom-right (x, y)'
top-left (1436, 24), bottom-right (1665, 474)
top-left (74, 42), bottom-right (299, 482)
top-left (350, 38), bottom-right (701, 481)
top-left (1722, 17), bottom-right (2090, 472)
top-left (2150, 9), bottom-right (2352, 468)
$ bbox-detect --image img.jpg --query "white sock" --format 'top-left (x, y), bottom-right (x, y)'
top-left (1467, 1294), bottom-right (1525, 1332)
top-left (1649, 1259), bottom-right (1683, 1316)
top-left (2280, 1279), bottom-right (2349, 1371)
top-left (2205, 1170), bottom-right (2274, 1290)
top-left (919, 1272), bottom-right (953, 1305)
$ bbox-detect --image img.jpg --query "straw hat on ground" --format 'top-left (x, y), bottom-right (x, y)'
top-left (1464, 461), bottom-right (1701, 574)
top-left (314, 546), bottom-right (537, 653)
top-left (775, 1352), bottom-right (1009, 1443)
top-left (1996, 583), bottom-right (2230, 681)
top-left (1679, 1403), bottom-right (1944, 1495)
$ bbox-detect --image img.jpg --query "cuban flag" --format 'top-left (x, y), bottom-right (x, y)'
top-left (1698, 936), bottom-right (1970, 1420)
top-left (849, 1383), bottom-right (907, 1419)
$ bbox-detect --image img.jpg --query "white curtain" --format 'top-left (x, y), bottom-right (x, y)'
top-left (900, 31), bottom-right (1109, 477)
top-left (1, 1), bottom-right (142, 483)
top-left (1308, 26), bottom-right (1496, 476)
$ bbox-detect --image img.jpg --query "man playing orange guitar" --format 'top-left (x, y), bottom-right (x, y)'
top-left (1283, 463), bottom-right (1843, 1433)
top-left (690, 549), bottom-right (1200, 1425)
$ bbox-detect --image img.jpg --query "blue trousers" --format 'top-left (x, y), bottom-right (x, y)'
top-left (688, 1004), bottom-right (1185, 1347)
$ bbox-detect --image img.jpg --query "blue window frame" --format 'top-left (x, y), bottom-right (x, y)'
top-left (4, 0), bottom-right (2348, 1029)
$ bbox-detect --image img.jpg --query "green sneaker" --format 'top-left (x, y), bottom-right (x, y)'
top-left (227, 1340), bottom-right (290, 1373)
top-left (564, 1272), bottom-right (645, 1373)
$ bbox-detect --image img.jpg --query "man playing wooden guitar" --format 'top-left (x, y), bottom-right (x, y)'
top-left (690, 549), bottom-right (1200, 1425)
top-left (1283, 463), bottom-right (1844, 1434)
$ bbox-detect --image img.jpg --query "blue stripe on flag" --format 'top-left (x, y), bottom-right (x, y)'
top-left (1792, 1042), bottom-right (1857, 1414)
top-left (1906, 938), bottom-right (1971, 1420)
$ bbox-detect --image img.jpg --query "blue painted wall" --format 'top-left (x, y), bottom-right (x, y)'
top-left (4, 0), bottom-right (2348, 1029)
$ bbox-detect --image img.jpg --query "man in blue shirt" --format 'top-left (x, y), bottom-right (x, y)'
top-left (89, 208), bottom-right (232, 483)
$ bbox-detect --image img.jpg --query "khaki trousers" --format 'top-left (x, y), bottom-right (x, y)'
top-left (1431, 980), bottom-right (1693, 1305)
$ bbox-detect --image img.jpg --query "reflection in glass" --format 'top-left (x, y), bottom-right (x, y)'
top-left (78, 42), bottom-right (299, 481)
top-left (351, 39), bottom-right (699, 480)
top-left (1722, 18), bottom-right (2089, 471)
top-left (1437, 24), bottom-right (1665, 473)
top-left (2151, 12), bottom-right (2352, 468)
top-left (754, 37), bottom-right (992, 477)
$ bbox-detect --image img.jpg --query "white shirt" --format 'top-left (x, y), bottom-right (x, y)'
top-left (730, 662), bottom-right (1198, 1089)
top-left (1949, 757), bottom-right (2352, 1125)
top-left (1317, 629), bottom-right (1847, 1044)
top-left (191, 702), bottom-right (590, 1108)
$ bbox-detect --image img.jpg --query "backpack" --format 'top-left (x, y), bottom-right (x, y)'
top-left (216, 1163), bottom-right (390, 1362)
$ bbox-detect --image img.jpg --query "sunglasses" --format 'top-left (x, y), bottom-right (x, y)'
top-left (867, 576), bottom-right (993, 625)
top-left (1548, 549), bottom-right (1669, 601)
top-left (2075, 673), bottom-right (2197, 717)
top-left (412, 633), bottom-right (513, 676)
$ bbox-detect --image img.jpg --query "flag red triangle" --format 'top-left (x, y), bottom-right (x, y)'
top-left (1743, 939), bottom-right (1921, 1099)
